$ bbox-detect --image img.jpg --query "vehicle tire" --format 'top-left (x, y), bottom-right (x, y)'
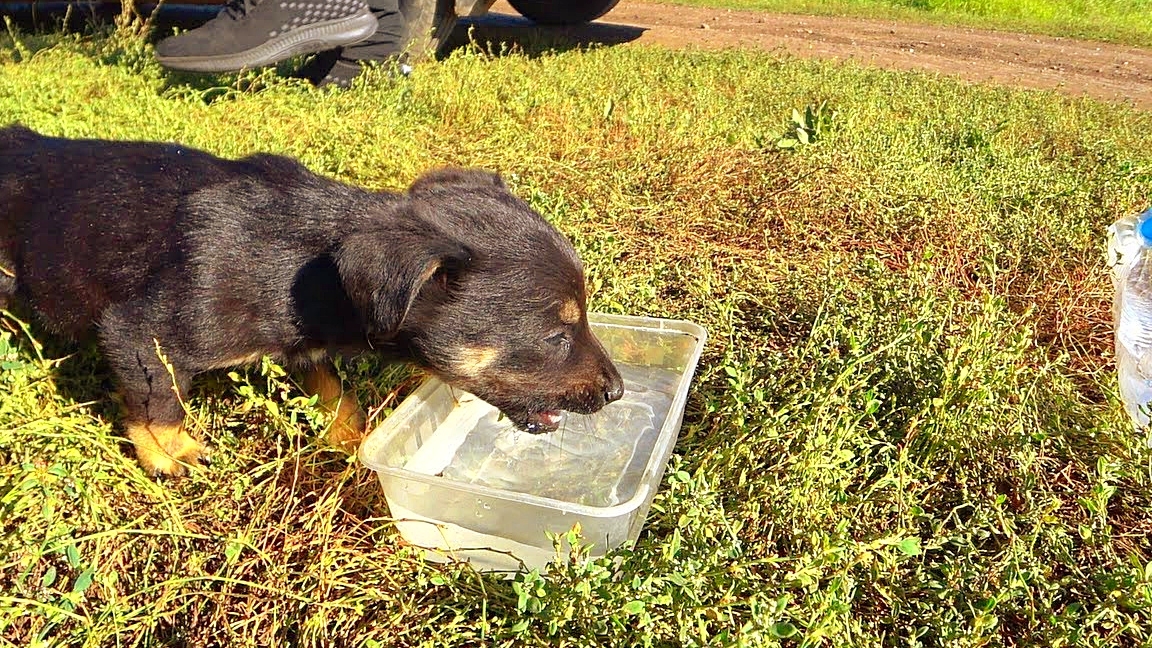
top-left (506, 0), bottom-right (621, 26)
top-left (400, 0), bottom-right (458, 61)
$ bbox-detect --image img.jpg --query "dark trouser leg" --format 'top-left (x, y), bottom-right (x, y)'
top-left (344, 0), bottom-right (406, 61)
top-left (294, 0), bottom-right (407, 86)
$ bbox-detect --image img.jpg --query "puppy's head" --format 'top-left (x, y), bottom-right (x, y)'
top-left (337, 168), bottom-right (624, 432)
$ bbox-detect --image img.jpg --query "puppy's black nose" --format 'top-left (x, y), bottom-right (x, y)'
top-left (604, 371), bottom-right (625, 404)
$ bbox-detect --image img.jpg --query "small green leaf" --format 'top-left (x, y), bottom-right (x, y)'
top-left (71, 567), bottom-right (94, 595)
top-left (667, 529), bottom-right (682, 558)
top-left (622, 600), bottom-right (646, 615)
top-left (770, 622), bottom-right (798, 638)
top-left (973, 613), bottom-right (998, 631)
top-left (41, 565), bottom-right (57, 588)
top-left (64, 544), bottom-right (80, 568)
top-left (224, 541), bottom-right (242, 563)
top-left (1078, 524), bottom-right (1093, 540)
top-left (897, 537), bottom-right (922, 556)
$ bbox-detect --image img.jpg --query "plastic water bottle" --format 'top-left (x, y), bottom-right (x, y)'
top-left (1109, 206), bottom-right (1152, 428)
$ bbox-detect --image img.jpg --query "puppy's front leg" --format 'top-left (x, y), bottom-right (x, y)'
top-left (302, 359), bottom-right (367, 452)
top-left (125, 420), bottom-right (205, 477)
top-left (100, 305), bottom-right (206, 476)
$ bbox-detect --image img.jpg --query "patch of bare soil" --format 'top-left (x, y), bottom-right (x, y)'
top-left (470, 0), bottom-right (1152, 109)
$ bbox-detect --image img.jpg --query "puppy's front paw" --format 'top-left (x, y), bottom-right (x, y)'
top-left (302, 363), bottom-right (367, 453)
top-left (328, 400), bottom-right (367, 454)
top-left (126, 423), bottom-right (206, 477)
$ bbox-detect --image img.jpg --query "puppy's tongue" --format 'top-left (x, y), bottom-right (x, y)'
top-left (524, 410), bottom-right (564, 433)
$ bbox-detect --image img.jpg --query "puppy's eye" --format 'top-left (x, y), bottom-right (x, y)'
top-left (432, 266), bottom-right (466, 292)
top-left (544, 331), bottom-right (571, 352)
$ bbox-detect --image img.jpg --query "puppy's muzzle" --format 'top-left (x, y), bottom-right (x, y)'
top-left (602, 369), bottom-right (625, 407)
top-left (582, 366), bottom-right (625, 412)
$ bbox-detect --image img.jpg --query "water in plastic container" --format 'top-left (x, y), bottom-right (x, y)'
top-left (402, 363), bottom-right (680, 507)
top-left (1109, 206), bottom-right (1152, 428)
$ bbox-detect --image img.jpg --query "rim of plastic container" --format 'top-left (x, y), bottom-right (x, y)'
top-left (358, 312), bottom-right (708, 519)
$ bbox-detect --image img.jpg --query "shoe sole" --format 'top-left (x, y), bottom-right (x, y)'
top-left (156, 10), bottom-right (379, 73)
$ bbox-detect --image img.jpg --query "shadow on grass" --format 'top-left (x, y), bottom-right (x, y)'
top-left (1, 308), bottom-right (131, 467)
top-left (446, 11), bottom-right (646, 58)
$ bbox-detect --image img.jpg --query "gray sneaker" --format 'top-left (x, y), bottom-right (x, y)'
top-left (155, 0), bottom-right (379, 73)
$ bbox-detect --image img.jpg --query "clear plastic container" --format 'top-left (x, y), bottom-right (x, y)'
top-left (411, 361), bottom-right (679, 508)
top-left (1109, 206), bottom-right (1152, 428)
top-left (358, 313), bottom-right (707, 572)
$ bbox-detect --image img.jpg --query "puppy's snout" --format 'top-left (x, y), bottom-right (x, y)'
top-left (603, 368), bottom-right (625, 405)
top-left (576, 366), bottom-right (625, 413)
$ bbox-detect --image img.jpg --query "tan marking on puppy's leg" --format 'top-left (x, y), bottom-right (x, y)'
top-left (126, 422), bottom-right (205, 476)
top-left (452, 346), bottom-right (500, 377)
top-left (559, 299), bottom-right (582, 324)
top-left (210, 351), bottom-right (268, 370)
top-left (303, 364), bottom-right (366, 452)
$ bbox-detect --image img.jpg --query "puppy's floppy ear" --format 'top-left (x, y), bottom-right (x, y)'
top-left (407, 167), bottom-right (507, 194)
top-left (335, 227), bottom-right (472, 338)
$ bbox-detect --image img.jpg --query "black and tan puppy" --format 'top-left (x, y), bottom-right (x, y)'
top-left (0, 125), bottom-right (623, 476)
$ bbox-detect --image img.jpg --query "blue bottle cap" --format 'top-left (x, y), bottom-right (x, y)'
top-left (1140, 208), bottom-right (1152, 243)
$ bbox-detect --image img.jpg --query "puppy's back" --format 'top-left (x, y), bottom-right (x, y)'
top-left (0, 127), bottom-right (276, 335)
top-left (0, 125), bottom-right (40, 253)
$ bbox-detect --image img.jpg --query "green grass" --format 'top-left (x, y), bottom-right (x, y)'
top-left (2, 22), bottom-right (1152, 647)
top-left (659, 0), bottom-right (1152, 47)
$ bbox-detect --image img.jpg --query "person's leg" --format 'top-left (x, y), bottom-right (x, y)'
top-left (154, 0), bottom-right (379, 73)
top-left (347, 0), bottom-right (408, 61)
top-left (293, 0), bottom-right (407, 88)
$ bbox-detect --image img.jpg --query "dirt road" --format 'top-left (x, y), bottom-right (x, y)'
top-left (469, 0), bottom-right (1152, 109)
